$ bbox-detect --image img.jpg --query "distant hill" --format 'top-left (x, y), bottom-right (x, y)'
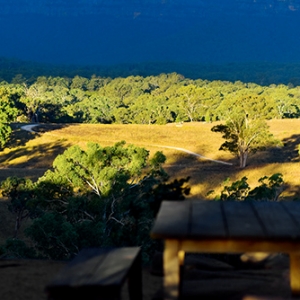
top-left (0, 1), bottom-right (300, 68)
top-left (0, 0), bottom-right (299, 18)
top-left (1, 12), bottom-right (300, 66)
top-left (2, 57), bottom-right (300, 86)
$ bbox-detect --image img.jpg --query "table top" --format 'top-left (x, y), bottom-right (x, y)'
top-left (151, 200), bottom-right (300, 241)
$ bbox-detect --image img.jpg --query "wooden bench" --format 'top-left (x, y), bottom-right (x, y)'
top-left (151, 200), bottom-right (300, 299)
top-left (45, 247), bottom-right (142, 300)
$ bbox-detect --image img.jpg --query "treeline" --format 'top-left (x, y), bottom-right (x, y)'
top-left (2, 57), bottom-right (300, 85)
top-left (2, 71), bottom-right (300, 125)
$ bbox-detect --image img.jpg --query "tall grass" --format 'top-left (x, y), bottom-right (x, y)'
top-left (0, 120), bottom-right (299, 201)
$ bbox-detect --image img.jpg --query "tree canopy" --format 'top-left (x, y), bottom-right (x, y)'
top-left (1, 142), bottom-right (190, 260)
top-left (0, 85), bottom-right (19, 149)
top-left (211, 90), bottom-right (282, 168)
top-left (1, 72), bottom-right (300, 126)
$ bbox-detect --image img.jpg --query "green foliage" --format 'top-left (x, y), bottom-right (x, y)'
top-left (218, 173), bottom-right (285, 201)
top-left (150, 177), bottom-right (191, 215)
top-left (25, 213), bottom-right (79, 260)
top-left (10, 141), bottom-right (190, 260)
top-left (247, 173), bottom-right (285, 201)
top-left (0, 85), bottom-right (19, 149)
top-left (0, 123), bottom-right (12, 150)
top-left (3, 68), bottom-right (300, 126)
top-left (220, 176), bottom-right (250, 201)
top-left (2, 238), bottom-right (36, 259)
top-left (211, 113), bottom-right (281, 168)
top-left (1, 177), bottom-right (38, 237)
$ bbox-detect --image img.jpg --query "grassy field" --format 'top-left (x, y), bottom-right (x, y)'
top-left (0, 119), bottom-right (299, 202)
top-left (0, 119), bottom-right (300, 244)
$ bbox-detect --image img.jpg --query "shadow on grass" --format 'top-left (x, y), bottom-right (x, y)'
top-left (8, 123), bottom-right (71, 149)
top-left (163, 148), bottom-right (238, 201)
top-left (0, 140), bottom-right (70, 168)
top-left (164, 133), bottom-right (300, 201)
top-left (0, 168), bottom-right (48, 183)
top-left (3, 125), bottom-right (300, 200)
top-left (250, 134), bottom-right (300, 164)
top-left (276, 134), bottom-right (300, 162)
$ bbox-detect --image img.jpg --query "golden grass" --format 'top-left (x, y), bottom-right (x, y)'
top-left (0, 119), bottom-right (300, 243)
top-left (0, 120), bottom-right (300, 201)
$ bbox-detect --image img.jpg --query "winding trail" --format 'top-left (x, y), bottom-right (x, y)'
top-left (20, 124), bottom-right (39, 133)
top-left (20, 124), bottom-right (232, 166)
top-left (157, 145), bottom-right (233, 165)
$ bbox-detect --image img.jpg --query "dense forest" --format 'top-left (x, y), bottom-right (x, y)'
top-left (1, 59), bottom-right (300, 126)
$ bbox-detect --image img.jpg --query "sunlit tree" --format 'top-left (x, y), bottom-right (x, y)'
top-left (212, 91), bottom-right (281, 168)
top-left (0, 86), bottom-right (18, 149)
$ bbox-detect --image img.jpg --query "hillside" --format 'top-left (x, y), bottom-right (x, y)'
top-left (1, 1), bottom-right (300, 67)
top-left (0, 120), bottom-right (297, 300)
top-left (1, 120), bottom-right (300, 201)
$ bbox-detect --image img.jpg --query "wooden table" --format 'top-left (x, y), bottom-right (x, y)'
top-left (46, 247), bottom-right (142, 300)
top-left (151, 200), bottom-right (300, 299)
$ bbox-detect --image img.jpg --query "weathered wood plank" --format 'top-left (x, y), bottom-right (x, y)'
top-left (46, 247), bottom-right (142, 300)
top-left (222, 201), bottom-right (266, 238)
top-left (152, 200), bottom-right (300, 300)
top-left (163, 239), bottom-right (181, 300)
top-left (89, 247), bottom-right (141, 286)
top-left (49, 248), bottom-right (108, 287)
top-left (190, 201), bottom-right (226, 238)
top-left (290, 254), bottom-right (300, 295)
top-left (48, 247), bottom-right (140, 287)
top-left (151, 201), bottom-right (190, 239)
top-left (251, 201), bottom-right (300, 239)
top-left (181, 239), bottom-right (300, 253)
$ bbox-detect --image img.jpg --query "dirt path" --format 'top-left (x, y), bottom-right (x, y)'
top-left (20, 124), bottom-right (39, 133)
top-left (157, 145), bottom-right (233, 165)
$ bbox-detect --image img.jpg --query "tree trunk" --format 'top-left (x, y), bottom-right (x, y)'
top-left (14, 211), bottom-right (22, 238)
top-left (239, 150), bottom-right (248, 168)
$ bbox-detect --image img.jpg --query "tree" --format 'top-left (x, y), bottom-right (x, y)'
top-left (217, 173), bottom-right (285, 201)
top-left (0, 86), bottom-right (19, 149)
top-left (20, 81), bottom-right (47, 122)
top-left (1, 177), bottom-right (37, 238)
top-left (212, 92), bottom-right (281, 168)
top-left (21, 141), bottom-right (189, 259)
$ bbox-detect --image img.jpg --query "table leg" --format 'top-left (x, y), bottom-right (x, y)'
top-left (290, 253), bottom-right (300, 295)
top-left (163, 239), bottom-right (181, 300)
top-left (178, 250), bottom-right (185, 297)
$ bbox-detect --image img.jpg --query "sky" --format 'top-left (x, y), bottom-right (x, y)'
top-left (1, 0), bottom-right (300, 66)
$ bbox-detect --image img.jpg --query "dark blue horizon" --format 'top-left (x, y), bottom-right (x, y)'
top-left (1, 1), bottom-right (300, 67)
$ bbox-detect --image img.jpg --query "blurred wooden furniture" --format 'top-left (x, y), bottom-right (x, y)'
top-left (46, 247), bottom-right (142, 300)
top-left (151, 200), bottom-right (300, 300)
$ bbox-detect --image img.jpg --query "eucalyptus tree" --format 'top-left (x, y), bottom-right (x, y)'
top-left (0, 85), bottom-right (19, 149)
top-left (70, 75), bottom-right (89, 90)
top-left (173, 84), bottom-right (203, 122)
top-left (20, 80), bottom-right (48, 122)
top-left (86, 75), bottom-right (111, 91)
top-left (129, 94), bottom-right (156, 124)
top-left (23, 141), bottom-right (189, 259)
top-left (1, 177), bottom-right (37, 238)
top-left (287, 86), bottom-right (300, 118)
top-left (212, 90), bottom-right (281, 168)
top-left (265, 84), bottom-right (299, 118)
